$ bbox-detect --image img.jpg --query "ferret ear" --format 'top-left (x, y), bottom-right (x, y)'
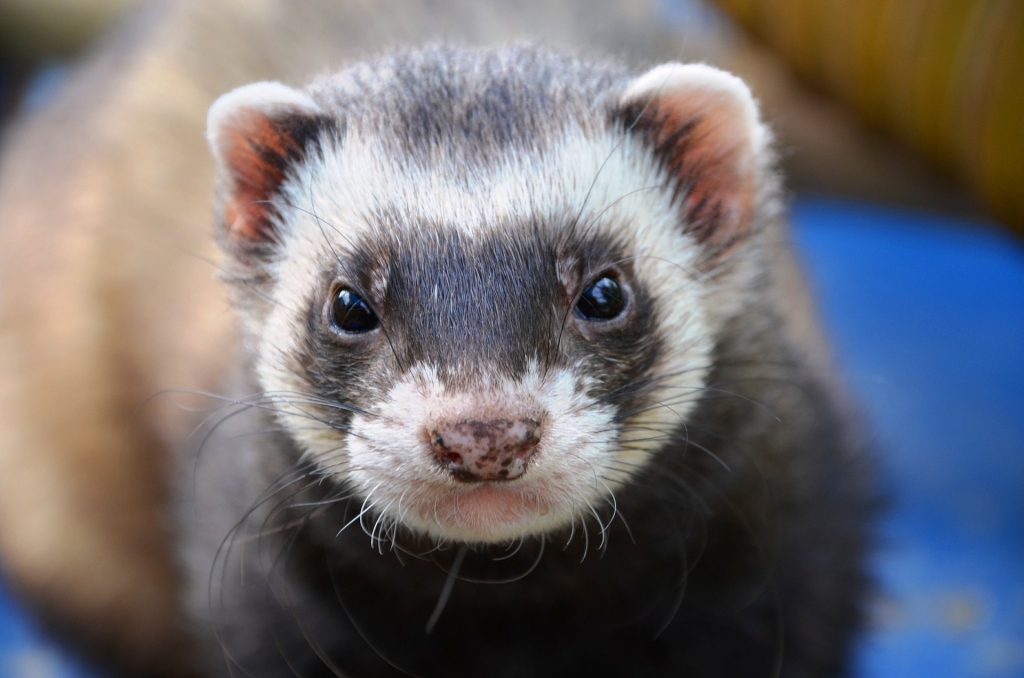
top-left (617, 64), bottom-right (767, 255)
top-left (207, 82), bottom-right (333, 253)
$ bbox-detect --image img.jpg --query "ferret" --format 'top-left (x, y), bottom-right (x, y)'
top-left (177, 44), bottom-right (878, 677)
top-left (0, 2), bottom-right (875, 677)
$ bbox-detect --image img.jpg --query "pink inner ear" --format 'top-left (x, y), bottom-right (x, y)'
top-left (638, 89), bottom-right (758, 255)
top-left (220, 110), bottom-right (307, 246)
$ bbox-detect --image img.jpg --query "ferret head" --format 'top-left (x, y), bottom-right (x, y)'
top-left (206, 46), bottom-right (773, 544)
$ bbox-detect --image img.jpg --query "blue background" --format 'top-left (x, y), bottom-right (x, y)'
top-left (794, 199), bottom-right (1024, 678)
top-left (1, 197), bottom-right (1022, 677)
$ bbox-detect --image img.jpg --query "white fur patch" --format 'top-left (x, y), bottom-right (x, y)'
top-left (338, 364), bottom-right (619, 542)
top-left (621, 62), bottom-right (767, 157)
top-left (252, 116), bottom-right (726, 543)
top-left (206, 81), bottom-right (323, 168)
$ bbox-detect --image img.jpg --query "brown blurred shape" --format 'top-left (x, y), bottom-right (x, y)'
top-left (713, 0), bottom-right (1024, 232)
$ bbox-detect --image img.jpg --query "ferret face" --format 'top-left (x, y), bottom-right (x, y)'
top-left (207, 47), bottom-right (768, 544)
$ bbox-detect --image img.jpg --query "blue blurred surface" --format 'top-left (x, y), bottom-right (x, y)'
top-left (791, 198), bottom-right (1024, 678)
top-left (0, 197), bottom-right (1022, 677)
top-left (0, 583), bottom-right (100, 678)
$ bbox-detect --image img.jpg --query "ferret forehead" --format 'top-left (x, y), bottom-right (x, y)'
top-left (308, 45), bottom-right (631, 166)
top-left (292, 120), bottom-right (678, 257)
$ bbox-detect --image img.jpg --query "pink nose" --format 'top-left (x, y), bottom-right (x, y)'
top-left (429, 419), bottom-right (541, 482)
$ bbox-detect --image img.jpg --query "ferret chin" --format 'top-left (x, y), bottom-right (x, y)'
top-left (177, 44), bottom-right (877, 677)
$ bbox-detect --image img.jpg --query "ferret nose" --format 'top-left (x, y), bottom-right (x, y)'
top-left (429, 419), bottom-right (541, 482)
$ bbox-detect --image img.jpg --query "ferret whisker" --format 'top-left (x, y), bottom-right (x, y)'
top-left (598, 477), bottom-right (633, 544)
top-left (208, 471), bottom-right (323, 636)
top-left (619, 425), bottom-right (731, 471)
top-left (652, 540), bottom-right (690, 640)
top-left (255, 510), bottom-right (351, 678)
top-left (230, 495), bottom-right (351, 543)
top-left (492, 537), bottom-right (525, 561)
top-left (564, 511), bottom-right (578, 550)
top-left (579, 509), bottom-right (591, 563)
top-left (222, 424), bottom-right (364, 443)
top-left (370, 500), bottom-right (397, 553)
top-left (325, 561), bottom-right (420, 677)
top-left (191, 412), bottom-right (330, 526)
top-left (552, 127), bottom-right (665, 362)
top-left (337, 482), bottom-right (381, 539)
top-left (425, 544), bottom-right (468, 634)
top-left (178, 246), bottom-right (279, 307)
top-left (158, 386), bottom-right (375, 418)
top-left (442, 536), bottom-right (548, 586)
top-left (587, 499), bottom-right (609, 554)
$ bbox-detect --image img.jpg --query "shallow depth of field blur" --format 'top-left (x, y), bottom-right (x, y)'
top-left (0, 1), bottom-right (1021, 676)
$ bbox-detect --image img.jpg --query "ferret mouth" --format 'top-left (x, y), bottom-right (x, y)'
top-left (405, 480), bottom-right (565, 543)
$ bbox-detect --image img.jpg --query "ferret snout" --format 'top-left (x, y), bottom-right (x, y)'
top-left (429, 419), bottom-right (541, 482)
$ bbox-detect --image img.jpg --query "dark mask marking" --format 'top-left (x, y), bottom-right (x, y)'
top-left (293, 216), bottom-right (668, 436)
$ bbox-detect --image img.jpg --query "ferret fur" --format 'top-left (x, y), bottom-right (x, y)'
top-left (0, 1), bottom-right (875, 676)
top-left (184, 44), bottom-right (876, 677)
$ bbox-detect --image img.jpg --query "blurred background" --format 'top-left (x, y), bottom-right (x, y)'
top-left (0, 0), bottom-right (1021, 676)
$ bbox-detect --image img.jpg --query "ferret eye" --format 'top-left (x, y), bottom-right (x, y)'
top-left (575, 276), bottom-right (626, 321)
top-left (331, 289), bottom-right (379, 333)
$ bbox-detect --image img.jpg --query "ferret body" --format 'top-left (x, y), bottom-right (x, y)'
top-left (0, 2), bottom-right (875, 677)
top-left (183, 45), bottom-right (876, 677)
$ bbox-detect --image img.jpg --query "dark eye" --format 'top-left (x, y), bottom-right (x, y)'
top-left (575, 276), bottom-right (626, 321)
top-left (330, 289), bottom-right (379, 333)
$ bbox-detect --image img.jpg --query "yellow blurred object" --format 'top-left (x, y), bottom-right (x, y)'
top-left (714, 0), bottom-right (1024, 232)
